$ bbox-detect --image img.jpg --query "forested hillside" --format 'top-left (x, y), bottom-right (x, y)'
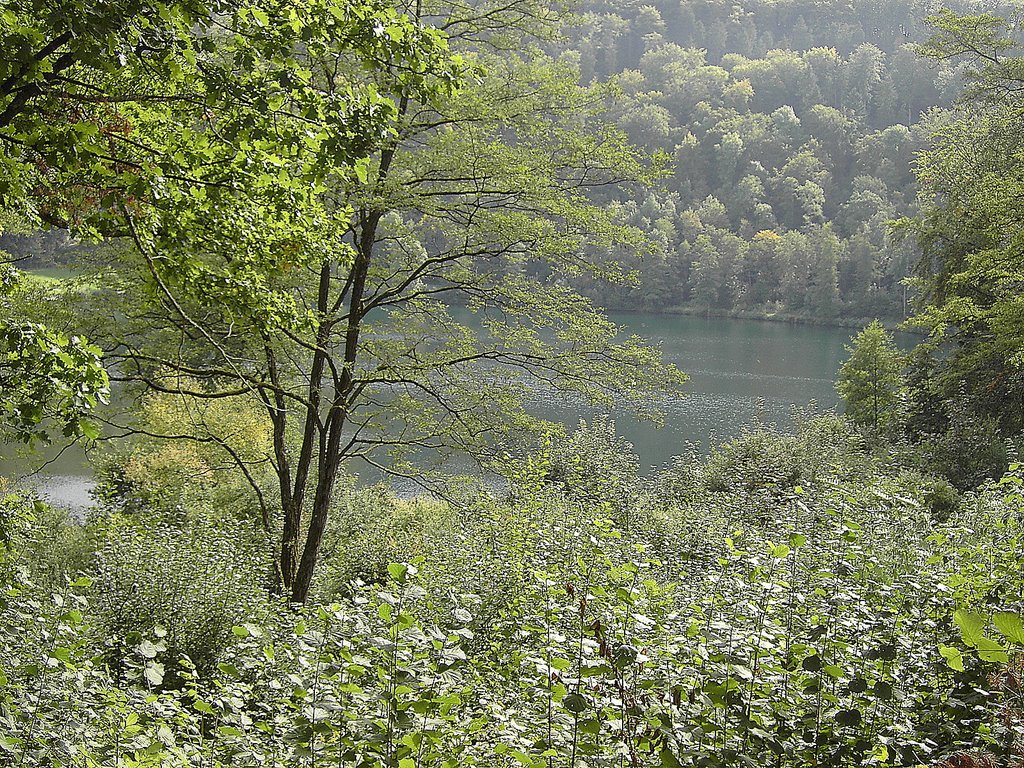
top-left (540, 0), bottom-right (1015, 318)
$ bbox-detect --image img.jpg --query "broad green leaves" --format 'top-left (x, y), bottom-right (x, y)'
top-left (942, 609), bottom-right (1024, 670)
top-left (0, 319), bottom-right (108, 443)
top-left (993, 611), bottom-right (1024, 644)
top-left (953, 609), bottom-right (986, 647)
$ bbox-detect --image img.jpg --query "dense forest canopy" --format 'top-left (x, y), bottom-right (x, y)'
top-left (6, 0), bottom-right (1021, 322)
top-left (523, 0), bottom-right (1022, 318)
top-left (563, 0), bottom-right (1014, 70)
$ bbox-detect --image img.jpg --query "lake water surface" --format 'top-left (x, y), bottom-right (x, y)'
top-left (563, 313), bottom-right (854, 470)
top-left (0, 314), bottom-right (862, 511)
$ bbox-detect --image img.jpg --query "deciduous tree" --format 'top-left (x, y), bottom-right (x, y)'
top-left (0, 0), bottom-right (458, 448)
top-left (81, 1), bottom-right (683, 603)
top-left (836, 320), bottom-right (906, 434)
top-left (902, 9), bottom-right (1024, 436)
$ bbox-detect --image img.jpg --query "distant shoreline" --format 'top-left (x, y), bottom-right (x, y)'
top-left (605, 305), bottom-right (924, 335)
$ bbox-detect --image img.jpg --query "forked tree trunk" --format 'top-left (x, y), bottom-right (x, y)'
top-left (284, 208), bottom-right (381, 604)
top-left (275, 126), bottom-right (399, 603)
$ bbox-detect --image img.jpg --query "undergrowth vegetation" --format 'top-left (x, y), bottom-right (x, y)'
top-left (2, 420), bottom-right (1024, 767)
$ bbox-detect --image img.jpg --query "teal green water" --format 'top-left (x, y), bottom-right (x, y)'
top-left (1, 315), bottom-right (866, 507)
top-left (533, 313), bottom-right (857, 472)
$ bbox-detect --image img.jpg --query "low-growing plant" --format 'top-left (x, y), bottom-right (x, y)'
top-left (17, 499), bottom-right (94, 587)
top-left (544, 416), bottom-right (643, 520)
top-left (94, 517), bottom-right (271, 673)
top-left (923, 477), bottom-right (960, 522)
top-left (91, 383), bottom-right (275, 524)
top-left (314, 482), bottom-right (455, 598)
top-left (1, 447), bottom-right (1023, 767)
top-left (924, 396), bottom-right (1009, 490)
top-left (668, 413), bottom-right (875, 502)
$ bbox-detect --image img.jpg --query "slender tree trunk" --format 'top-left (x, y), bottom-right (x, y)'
top-left (290, 405), bottom-right (348, 603)
top-left (289, 215), bottom-right (379, 603)
top-left (285, 111), bottom-right (403, 603)
top-left (263, 346), bottom-right (297, 592)
top-left (279, 261), bottom-right (335, 592)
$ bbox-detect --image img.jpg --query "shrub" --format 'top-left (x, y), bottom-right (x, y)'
top-left (94, 518), bottom-right (270, 672)
top-left (0, 481), bottom-right (31, 586)
top-left (685, 413), bottom-right (874, 497)
top-left (701, 428), bottom-right (805, 492)
top-left (544, 416), bottom-right (641, 516)
top-left (18, 500), bottom-right (94, 587)
top-left (314, 483), bottom-right (454, 598)
top-left (925, 396), bottom-right (1009, 490)
top-left (924, 477), bottom-right (960, 521)
top-left (91, 384), bottom-right (274, 523)
top-left (0, 485), bottom-right (95, 589)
